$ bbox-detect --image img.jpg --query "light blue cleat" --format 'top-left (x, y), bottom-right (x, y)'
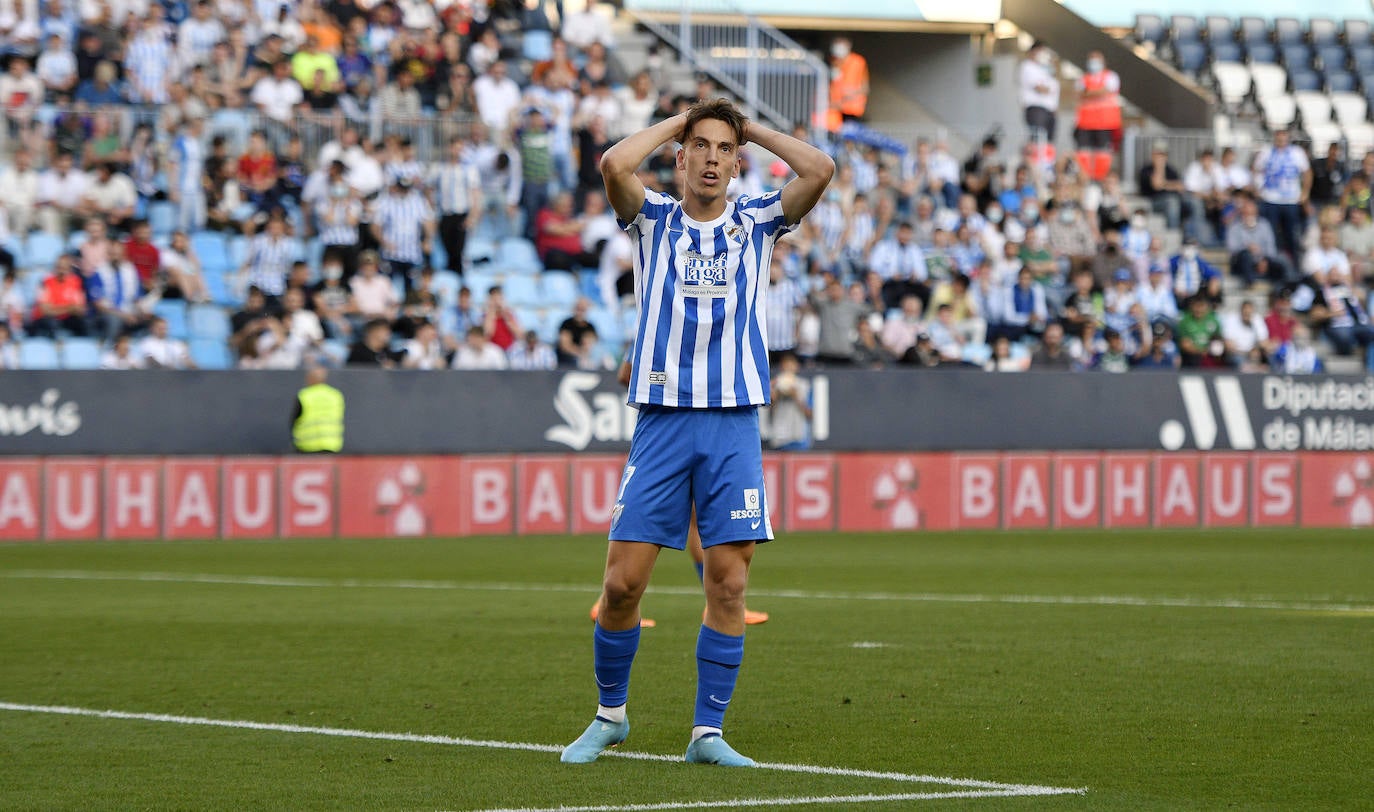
top-left (684, 734), bottom-right (757, 767)
top-left (560, 717), bottom-right (630, 763)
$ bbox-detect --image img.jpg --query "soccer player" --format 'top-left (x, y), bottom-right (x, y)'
top-left (561, 99), bottom-right (833, 767)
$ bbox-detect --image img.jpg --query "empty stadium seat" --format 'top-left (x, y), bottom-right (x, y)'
top-left (19, 337), bottom-right (60, 369)
top-left (1135, 14), bottom-right (1165, 46)
top-left (1175, 41), bottom-right (1208, 74)
top-left (465, 270), bottom-right (497, 306)
top-left (192, 231), bottom-right (232, 274)
top-left (1307, 122), bottom-right (1344, 153)
top-left (1331, 91), bottom-right (1368, 125)
top-left (430, 269), bottom-right (461, 307)
top-left (60, 337), bottom-right (102, 369)
top-left (1281, 43), bottom-right (1313, 70)
top-left (1345, 121), bottom-right (1374, 155)
top-left (1204, 16), bottom-right (1234, 44)
top-left (188, 338), bottom-right (233, 369)
top-left (19, 269), bottom-right (44, 302)
top-left (1351, 45), bottom-right (1374, 73)
top-left (1211, 41), bottom-right (1242, 64)
top-left (1274, 17), bottom-right (1304, 46)
top-left (1262, 94), bottom-right (1298, 129)
top-left (1213, 62), bottom-right (1253, 107)
top-left (1295, 91), bottom-right (1334, 125)
top-left (23, 232), bottom-right (65, 270)
top-left (1324, 67), bottom-right (1357, 94)
top-left (1291, 70), bottom-right (1323, 93)
top-left (147, 201), bottom-right (177, 237)
top-left (522, 29), bottom-right (553, 61)
top-left (542, 271), bottom-right (580, 309)
top-left (1239, 16), bottom-right (1269, 46)
top-left (320, 339), bottom-right (348, 367)
top-left (187, 304), bottom-right (231, 340)
top-left (1171, 15), bottom-right (1200, 44)
top-left (1246, 42), bottom-right (1278, 64)
top-left (501, 274), bottom-right (542, 307)
top-left (1318, 44), bottom-right (1349, 71)
top-left (1250, 63), bottom-right (1290, 100)
top-left (153, 300), bottom-right (189, 339)
top-left (496, 238), bottom-right (543, 275)
top-left (465, 236), bottom-right (496, 265)
top-left (586, 307), bottom-right (622, 348)
top-left (1345, 19), bottom-right (1371, 47)
top-left (1311, 18), bottom-right (1340, 47)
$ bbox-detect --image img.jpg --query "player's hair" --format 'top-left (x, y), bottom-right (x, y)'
top-left (681, 98), bottom-right (748, 147)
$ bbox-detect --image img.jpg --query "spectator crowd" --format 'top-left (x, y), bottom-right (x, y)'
top-left (0, 8), bottom-right (1369, 379)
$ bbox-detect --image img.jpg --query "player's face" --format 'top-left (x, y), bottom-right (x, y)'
top-left (677, 118), bottom-right (739, 200)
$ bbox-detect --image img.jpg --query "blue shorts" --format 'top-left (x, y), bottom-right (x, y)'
top-left (609, 406), bottom-right (773, 549)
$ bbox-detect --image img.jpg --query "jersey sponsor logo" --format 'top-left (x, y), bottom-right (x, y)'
top-left (730, 487), bottom-right (763, 521)
top-left (680, 248), bottom-right (730, 297)
top-left (648, 371), bottom-right (667, 385)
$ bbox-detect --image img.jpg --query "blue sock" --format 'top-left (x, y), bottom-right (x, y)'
top-left (694, 625), bottom-right (744, 728)
top-left (593, 622), bottom-right (639, 710)
top-left (693, 561), bottom-right (705, 583)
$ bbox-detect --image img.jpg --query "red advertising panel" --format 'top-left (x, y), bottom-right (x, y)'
top-left (570, 455), bottom-right (626, 534)
top-left (164, 458), bottom-right (220, 539)
top-left (1154, 454), bottom-right (1200, 528)
top-left (1299, 452), bottom-right (1374, 529)
top-left (1202, 455), bottom-right (1250, 528)
top-left (0, 459), bottom-right (42, 541)
top-left (761, 454), bottom-right (784, 532)
top-left (1053, 454), bottom-right (1102, 529)
top-left (1251, 454), bottom-right (1297, 527)
top-left (44, 458), bottom-right (102, 540)
top-left (222, 459), bottom-right (278, 538)
top-left (337, 457), bottom-right (461, 538)
top-left (516, 456), bottom-right (570, 534)
top-left (836, 454), bottom-right (953, 532)
top-left (1103, 454), bottom-right (1152, 528)
top-left (280, 459), bottom-right (337, 538)
top-left (953, 455), bottom-right (1001, 530)
top-left (459, 456), bottom-right (515, 535)
top-left (783, 454), bottom-right (835, 532)
top-left (1003, 454), bottom-right (1051, 529)
top-left (104, 459), bottom-right (161, 539)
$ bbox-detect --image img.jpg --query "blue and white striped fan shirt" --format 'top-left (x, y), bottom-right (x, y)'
top-left (625, 189), bottom-right (793, 409)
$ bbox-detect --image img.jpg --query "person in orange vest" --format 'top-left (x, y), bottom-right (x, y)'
top-left (826, 36), bottom-right (869, 133)
top-left (1074, 50), bottom-right (1121, 182)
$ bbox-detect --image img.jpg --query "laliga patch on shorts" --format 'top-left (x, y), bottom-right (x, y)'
top-left (648, 371), bottom-right (667, 385)
top-left (680, 249), bottom-right (730, 297)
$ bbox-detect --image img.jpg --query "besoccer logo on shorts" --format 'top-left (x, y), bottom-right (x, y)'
top-left (730, 488), bottom-right (763, 521)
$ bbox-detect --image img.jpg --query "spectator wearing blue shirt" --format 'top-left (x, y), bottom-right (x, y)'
top-left (1169, 239), bottom-right (1220, 304)
top-left (74, 61), bottom-right (125, 106)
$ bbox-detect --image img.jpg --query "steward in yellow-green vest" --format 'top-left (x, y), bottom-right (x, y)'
top-left (293, 372), bottom-right (345, 453)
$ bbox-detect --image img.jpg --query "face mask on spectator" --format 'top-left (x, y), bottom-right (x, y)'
top-left (331, 183), bottom-right (349, 199)
top-left (1058, 207), bottom-right (1076, 224)
top-left (1021, 204), bottom-right (1039, 221)
top-left (1087, 58), bottom-right (1104, 73)
top-left (1035, 50), bottom-right (1052, 66)
top-left (986, 207), bottom-right (1003, 224)
top-left (323, 264), bottom-right (343, 280)
top-left (1182, 246), bottom-right (1198, 261)
top-left (831, 42), bottom-right (850, 59)
top-left (1130, 215), bottom-right (1147, 230)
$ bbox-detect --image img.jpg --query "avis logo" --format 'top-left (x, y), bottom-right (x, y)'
top-left (872, 458), bottom-right (921, 529)
top-left (1331, 458), bottom-right (1374, 527)
top-left (374, 462), bottom-right (428, 536)
top-left (1160, 376), bottom-right (1255, 450)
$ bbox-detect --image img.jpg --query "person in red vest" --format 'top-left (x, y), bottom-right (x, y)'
top-left (826, 36), bottom-right (869, 133)
top-left (1074, 50), bottom-right (1121, 183)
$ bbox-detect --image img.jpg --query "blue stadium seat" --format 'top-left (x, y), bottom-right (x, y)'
top-left (209, 108), bottom-right (253, 153)
top-left (153, 300), bottom-right (189, 339)
top-left (1345, 19), bottom-right (1371, 47)
top-left (1239, 16), bottom-right (1269, 46)
top-left (465, 236), bottom-right (496, 265)
top-left (586, 307), bottom-right (623, 348)
top-left (430, 269), bottom-right (461, 307)
top-left (542, 271), bottom-right (580, 309)
top-left (147, 201), bottom-right (177, 238)
top-left (429, 239), bottom-right (448, 271)
top-left (23, 232), bottom-right (65, 270)
top-left (1274, 17), bottom-right (1304, 46)
top-left (187, 304), bottom-right (231, 340)
top-left (1311, 18), bottom-right (1340, 47)
top-left (1175, 41), bottom-right (1208, 74)
top-left (19, 269), bottom-right (44, 302)
top-left (60, 337), bottom-right (102, 369)
top-left (192, 231), bottom-right (232, 275)
top-left (1211, 41), bottom-right (1243, 64)
top-left (578, 269), bottom-right (602, 302)
top-left (1135, 14), bottom-right (1165, 46)
top-left (465, 270), bottom-right (497, 307)
top-left (1171, 15), bottom-right (1201, 44)
top-left (320, 339), bottom-right (348, 367)
top-left (1318, 44), bottom-right (1349, 71)
top-left (522, 29), bottom-right (554, 62)
top-left (502, 274), bottom-right (542, 307)
top-left (496, 237), bottom-right (543, 275)
top-left (1204, 16), bottom-right (1234, 44)
top-left (189, 338), bottom-right (233, 369)
top-left (1291, 70), bottom-right (1323, 92)
top-left (226, 234), bottom-right (250, 268)
top-left (19, 337), bottom-right (60, 369)
top-left (1282, 43), bottom-right (1313, 69)
top-left (1351, 46), bottom-right (1374, 73)
top-left (1329, 71), bottom-right (1358, 94)
top-left (1247, 42), bottom-right (1278, 64)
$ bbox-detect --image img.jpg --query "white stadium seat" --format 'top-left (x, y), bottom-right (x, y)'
top-left (1261, 94), bottom-right (1298, 129)
top-left (1306, 122), bottom-right (1343, 153)
top-left (1331, 92), bottom-right (1368, 127)
top-left (1212, 62), bottom-right (1252, 108)
top-left (1294, 91), bottom-right (1333, 126)
top-left (1249, 63), bottom-right (1289, 101)
top-left (1343, 122), bottom-right (1374, 159)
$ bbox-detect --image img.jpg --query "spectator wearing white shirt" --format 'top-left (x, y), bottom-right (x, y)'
top-left (0, 56), bottom-right (45, 141)
top-left (0, 268), bottom-right (24, 334)
top-left (1221, 299), bottom-right (1270, 369)
top-left (614, 71), bottom-right (657, 140)
top-left (473, 60), bottom-right (522, 135)
top-left (0, 147), bottom-right (38, 235)
top-left (1183, 148), bottom-right (1228, 245)
top-left (452, 325), bottom-right (509, 370)
top-left (561, 5), bottom-right (612, 51)
top-left (100, 333), bottom-right (143, 369)
top-left (280, 287), bottom-right (323, 362)
top-left (507, 329), bottom-right (557, 370)
top-left (123, 15), bottom-right (173, 103)
top-left (1218, 146), bottom-right (1252, 192)
top-left (177, 1), bottom-right (224, 70)
top-left (1253, 128), bottom-right (1311, 259)
top-left (35, 33), bottom-right (76, 95)
top-left (401, 320), bottom-right (449, 370)
top-left (1136, 266), bottom-right (1179, 327)
top-left (35, 152), bottom-right (89, 234)
top-left (84, 161), bottom-right (138, 231)
top-left (1301, 225), bottom-right (1352, 281)
top-left (348, 251), bottom-right (399, 325)
top-left (139, 316), bottom-right (197, 369)
top-left (868, 221), bottom-right (929, 309)
top-left (1019, 42), bottom-right (1059, 145)
top-left (251, 58), bottom-right (304, 125)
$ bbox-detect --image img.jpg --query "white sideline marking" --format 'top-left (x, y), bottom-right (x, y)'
top-left (3, 569), bottom-right (1372, 615)
top-left (464, 788), bottom-right (1065, 812)
top-left (0, 701), bottom-right (1085, 807)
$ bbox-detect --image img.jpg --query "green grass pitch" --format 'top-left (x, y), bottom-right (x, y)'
top-left (2, 529), bottom-right (1371, 810)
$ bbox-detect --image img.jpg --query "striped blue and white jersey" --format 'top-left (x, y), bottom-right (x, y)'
top-left (625, 189), bottom-right (793, 409)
